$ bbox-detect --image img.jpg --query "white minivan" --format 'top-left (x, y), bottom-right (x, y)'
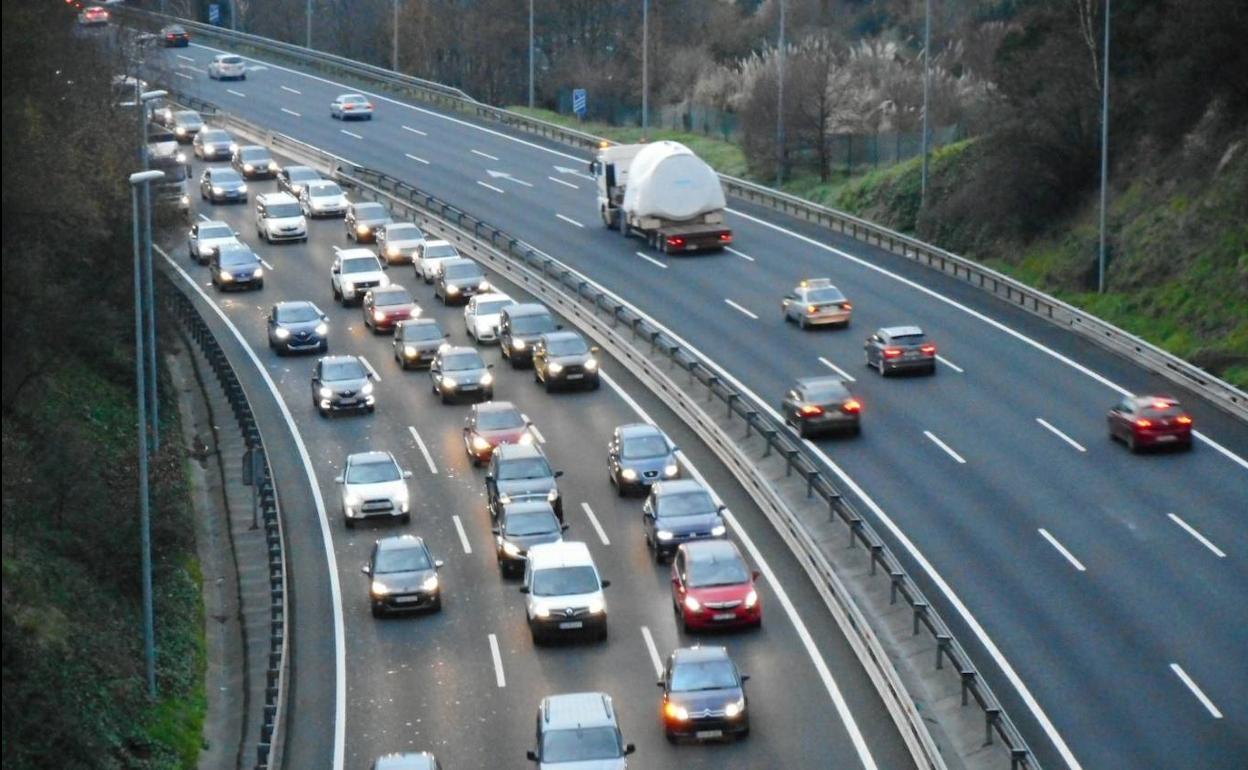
top-left (520, 541), bottom-right (608, 644)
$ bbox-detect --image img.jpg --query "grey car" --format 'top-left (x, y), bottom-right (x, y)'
top-left (362, 535), bottom-right (443, 617)
top-left (267, 301), bottom-right (329, 355)
top-left (311, 355), bottom-right (376, 416)
top-left (277, 165), bottom-right (321, 197)
top-left (486, 443), bottom-right (563, 521)
top-left (393, 318), bottom-right (448, 370)
top-left (210, 242), bottom-right (263, 291)
top-left (199, 167), bottom-right (248, 204)
top-left (781, 376), bottom-right (862, 437)
top-left (345, 201), bottom-right (393, 243)
top-left (193, 127), bottom-right (236, 161)
top-left (864, 325), bottom-right (937, 376)
top-left (533, 331), bottom-right (600, 391)
top-left (607, 423), bottom-right (679, 496)
top-left (429, 346), bottom-right (493, 403)
top-left (434, 257), bottom-right (490, 304)
top-left (231, 144), bottom-right (278, 179)
top-left (370, 752), bottom-right (441, 770)
top-left (499, 304), bottom-right (558, 367)
top-left (642, 480), bottom-right (727, 562)
top-left (170, 110), bottom-right (203, 143)
top-left (187, 220), bottom-right (238, 264)
top-left (376, 222), bottom-right (425, 265)
top-left (493, 501), bottom-right (567, 577)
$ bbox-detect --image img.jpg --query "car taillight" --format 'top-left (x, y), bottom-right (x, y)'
top-left (719, 233), bottom-right (732, 242)
top-left (883, 348), bottom-right (903, 359)
top-left (1135, 418), bottom-right (1152, 429)
top-left (1175, 415), bottom-right (1192, 425)
top-left (667, 236), bottom-right (685, 248)
top-left (920, 344), bottom-right (937, 356)
top-left (842, 399), bottom-right (862, 413)
top-left (799, 404), bottom-right (824, 417)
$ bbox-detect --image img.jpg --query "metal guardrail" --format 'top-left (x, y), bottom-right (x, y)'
top-left (163, 274), bottom-right (289, 770)
top-left (125, 6), bottom-right (1247, 422)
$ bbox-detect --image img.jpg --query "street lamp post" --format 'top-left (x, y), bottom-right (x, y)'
top-left (528, 0), bottom-right (535, 109)
top-left (306, 0), bottom-right (312, 49)
top-left (1097, 0), bottom-right (1111, 293)
top-left (130, 168), bottom-right (165, 700)
top-left (139, 89), bottom-right (166, 454)
top-left (775, 0), bottom-right (786, 186)
top-left (392, 0), bottom-right (399, 71)
top-left (920, 0), bottom-right (931, 211)
top-left (641, 0), bottom-right (649, 138)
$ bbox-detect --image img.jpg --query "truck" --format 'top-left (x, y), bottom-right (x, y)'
top-left (591, 140), bottom-right (732, 254)
top-left (147, 122), bottom-right (191, 217)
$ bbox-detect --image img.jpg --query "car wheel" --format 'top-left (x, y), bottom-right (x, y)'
top-left (544, 378), bottom-right (553, 394)
top-left (400, 512), bottom-right (411, 524)
top-left (615, 477), bottom-right (625, 497)
top-left (366, 405), bottom-right (375, 415)
top-left (598, 623), bottom-right (608, 642)
top-left (590, 378), bottom-right (600, 391)
top-left (798, 314), bottom-right (808, 329)
top-left (1127, 434), bottom-right (1139, 453)
top-left (344, 516), bottom-right (355, 529)
top-left (797, 422), bottom-right (809, 439)
top-left (665, 731), bottom-right (678, 745)
top-left (430, 595), bottom-right (442, 613)
top-left (654, 547), bottom-right (665, 564)
top-left (370, 604), bottom-right (383, 618)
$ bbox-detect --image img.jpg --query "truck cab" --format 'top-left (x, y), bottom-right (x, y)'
top-left (147, 123), bottom-right (190, 217)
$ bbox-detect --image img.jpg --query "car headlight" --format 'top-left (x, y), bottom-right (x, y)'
top-left (440, 376), bottom-right (458, 389)
top-left (370, 580), bottom-right (389, 596)
top-left (229, 142), bottom-right (239, 153)
top-left (356, 224), bottom-right (369, 235)
top-left (409, 307), bottom-right (421, 318)
top-left (620, 468), bottom-right (638, 481)
top-left (203, 145), bottom-right (216, 154)
top-left (498, 494), bottom-right (512, 505)
top-left (218, 270), bottom-right (232, 282)
top-left (344, 492), bottom-right (361, 507)
top-left (664, 702), bottom-right (690, 722)
top-left (238, 183), bottom-right (248, 194)
top-left (479, 280), bottom-right (490, 291)
top-left (519, 431), bottom-right (535, 445)
top-left (585, 358), bottom-right (598, 371)
top-left (387, 246), bottom-right (399, 257)
top-left (404, 344), bottom-right (418, 358)
top-left (587, 596), bottom-right (605, 614)
top-left (711, 524), bottom-right (727, 537)
top-left (268, 161), bottom-right (278, 170)
top-left (176, 127), bottom-right (187, 136)
top-left (274, 327), bottom-right (291, 340)
top-left (361, 382), bottom-right (374, 396)
top-left (342, 280), bottom-right (354, 291)
top-left (656, 530), bottom-right (674, 541)
top-left (480, 371), bottom-right (493, 386)
top-left (446, 284), bottom-right (459, 295)
top-left (175, 151), bottom-right (186, 163)
top-left (315, 322), bottom-right (329, 336)
top-left (683, 595), bottom-right (701, 612)
top-left (421, 575), bottom-right (439, 592)
top-left (664, 464), bottom-right (679, 477)
top-left (472, 435), bottom-right (492, 452)
top-left (243, 163), bottom-right (254, 172)
top-left (212, 186), bottom-right (224, 195)
top-left (744, 589), bottom-right (758, 609)
top-left (501, 540), bottom-right (522, 557)
top-left (513, 338), bottom-right (526, 350)
top-left (547, 488), bottom-right (559, 502)
top-left (533, 603), bottom-right (551, 619)
top-left (180, 195), bottom-right (190, 206)
top-left (373, 310), bottom-right (385, 322)
top-left (547, 361), bottom-right (563, 374)
top-left (253, 268), bottom-right (264, 278)
top-left (724, 698), bottom-right (745, 718)
top-left (319, 386), bottom-right (332, 398)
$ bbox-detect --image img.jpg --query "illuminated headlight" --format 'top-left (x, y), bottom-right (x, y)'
top-left (421, 575), bottom-right (439, 592)
top-left (175, 151), bottom-right (187, 163)
top-left (480, 371), bottom-right (493, 386)
top-left (229, 142), bottom-right (239, 153)
top-left (243, 163), bottom-right (255, 172)
top-left (498, 494), bottom-right (512, 505)
top-left (373, 310), bottom-right (385, 322)
top-left (356, 224), bottom-right (369, 235)
top-left (478, 280), bottom-right (490, 291)
top-left (665, 703), bottom-right (690, 722)
top-left (472, 435), bottom-right (492, 452)
top-left (519, 432), bottom-right (535, 445)
top-left (404, 345), bottom-right (418, 358)
top-left (620, 469), bottom-right (638, 481)
top-left (546, 488), bottom-right (559, 503)
top-left (387, 246), bottom-right (399, 257)
top-left (656, 530), bottom-right (674, 541)
top-left (513, 338), bottom-right (526, 350)
top-left (370, 580), bottom-right (389, 596)
top-left (587, 596), bottom-right (605, 614)
top-left (683, 595), bottom-right (701, 612)
top-left (212, 186), bottom-right (224, 195)
top-left (744, 589), bottom-right (758, 609)
top-left (438, 342), bottom-right (452, 353)
top-left (533, 603), bottom-right (552, 619)
top-left (218, 270), bottom-right (232, 282)
top-left (664, 464), bottom-right (679, 477)
top-left (409, 307), bottom-right (421, 318)
top-left (176, 127), bottom-right (187, 136)
top-left (274, 327), bottom-right (291, 340)
top-left (361, 382), bottom-right (374, 396)
top-left (314, 322), bottom-right (328, 336)
top-left (268, 161), bottom-right (278, 170)
top-left (203, 145), bottom-right (217, 154)
top-left (238, 183), bottom-right (248, 193)
top-left (344, 493), bottom-right (361, 508)
top-left (711, 524), bottom-right (727, 537)
top-left (342, 281), bottom-right (354, 292)
top-left (180, 195), bottom-right (190, 206)
top-left (501, 540), bottom-right (522, 557)
top-left (585, 358), bottom-right (598, 371)
top-left (446, 285), bottom-right (460, 295)
top-left (724, 698), bottom-right (745, 718)
top-left (440, 376), bottom-right (458, 389)
top-left (252, 268), bottom-right (264, 278)
top-left (318, 387), bottom-right (333, 398)
top-left (547, 361), bottom-right (563, 375)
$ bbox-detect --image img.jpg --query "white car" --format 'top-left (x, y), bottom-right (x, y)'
top-left (299, 180), bottom-right (349, 218)
top-left (331, 248), bottom-right (390, 305)
top-left (330, 93), bottom-right (373, 120)
top-left (523, 541), bottom-right (608, 643)
top-left (255, 192), bottom-right (308, 243)
top-left (187, 220), bottom-right (239, 265)
top-left (464, 292), bottom-right (517, 344)
top-left (375, 222), bottom-right (425, 265)
top-left (336, 451), bottom-right (411, 528)
top-left (208, 54), bottom-right (247, 81)
top-left (413, 239), bottom-right (461, 284)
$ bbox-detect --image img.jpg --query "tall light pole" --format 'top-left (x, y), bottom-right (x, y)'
top-left (528, 0), bottom-right (535, 109)
top-left (139, 89), bottom-right (166, 454)
top-left (306, 0), bottom-right (312, 49)
top-left (130, 168), bottom-right (165, 700)
top-left (1097, 0), bottom-right (1111, 293)
top-left (920, 0), bottom-right (931, 211)
top-left (641, 0), bottom-right (649, 138)
top-left (775, 0), bottom-right (786, 186)
top-left (392, 0), bottom-right (399, 71)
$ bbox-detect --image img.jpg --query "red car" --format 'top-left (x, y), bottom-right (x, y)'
top-left (78, 5), bottom-right (109, 25)
top-left (1107, 395), bottom-right (1193, 452)
top-left (362, 285), bottom-right (419, 333)
top-left (670, 540), bottom-right (761, 632)
top-left (463, 401), bottom-right (534, 466)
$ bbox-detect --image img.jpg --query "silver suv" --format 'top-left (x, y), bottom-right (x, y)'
top-left (526, 692), bottom-right (635, 768)
top-left (255, 192), bottom-right (307, 243)
top-left (336, 451), bottom-right (412, 528)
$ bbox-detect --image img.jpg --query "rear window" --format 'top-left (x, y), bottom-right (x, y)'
top-left (807, 288), bottom-right (846, 303)
top-left (890, 334), bottom-right (926, 345)
top-left (802, 384), bottom-right (848, 402)
top-left (1140, 403), bottom-right (1183, 418)
top-left (220, 56), bottom-right (243, 65)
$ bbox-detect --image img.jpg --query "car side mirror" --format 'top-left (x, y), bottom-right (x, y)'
top-left (321, 315), bottom-right (328, 322)
top-left (590, 346), bottom-right (600, 354)
top-left (443, 333), bottom-right (450, 338)
top-left (526, 750), bottom-right (538, 762)
top-left (560, 523), bottom-right (570, 531)
top-left (624, 744), bottom-right (636, 755)
top-left (332, 266), bottom-right (340, 274)
top-left (555, 324), bottom-right (564, 330)
top-left (717, 504), bottom-right (727, 513)
top-left (518, 586), bottom-right (529, 594)
top-left (554, 470), bottom-right (564, 478)
top-left (600, 579), bottom-right (611, 588)
top-left (656, 680), bottom-right (665, 687)
top-left (434, 559), bottom-right (444, 569)
top-left (360, 565), bottom-right (371, 575)
top-left (402, 470), bottom-right (413, 479)
top-left (490, 527), bottom-right (500, 535)
top-left (485, 473), bottom-right (494, 481)
top-left (334, 475), bottom-right (344, 484)
top-left (741, 674), bottom-right (751, 681)
top-left (752, 569), bottom-right (761, 580)
top-left (381, 263), bottom-right (389, 270)
top-left (487, 363), bottom-right (495, 369)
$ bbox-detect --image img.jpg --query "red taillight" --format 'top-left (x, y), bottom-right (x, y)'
top-left (1175, 415), bottom-right (1193, 425)
top-left (842, 399), bottom-right (862, 414)
top-left (883, 348), bottom-right (903, 359)
top-left (366, 102), bottom-right (374, 109)
top-left (719, 232), bottom-right (732, 242)
top-left (1135, 418), bottom-right (1152, 429)
top-left (920, 344), bottom-right (937, 356)
top-left (799, 405), bottom-right (824, 417)
top-left (667, 236), bottom-right (686, 248)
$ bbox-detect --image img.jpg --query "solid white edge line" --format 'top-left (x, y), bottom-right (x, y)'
top-left (477, 181), bottom-right (504, 194)
top-left (176, 53), bottom-right (195, 62)
top-left (197, 213), bottom-right (211, 222)
top-left (1035, 417), bottom-right (1087, 453)
top-left (723, 298), bottom-right (759, 320)
top-left (818, 356), bottom-right (856, 382)
top-left (281, 107), bottom-right (302, 118)
top-left (634, 251), bottom-right (668, 269)
top-left (935, 354), bottom-right (964, 373)
top-left (451, 514), bottom-right (472, 554)
top-left (340, 129), bottom-right (362, 140)
top-left (471, 149), bottom-right (500, 161)
top-left (556, 214), bottom-right (584, 228)
top-left (359, 356), bottom-right (381, 382)
top-left (599, 370), bottom-right (878, 770)
top-left (488, 633), bottom-right (506, 688)
top-left (281, 85), bottom-right (302, 95)
top-left (175, 72), bottom-right (193, 80)
top-left (404, 153), bottom-right (430, 165)
top-left (547, 176), bottom-right (579, 190)
top-left (259, 258), bottom-right (275, 271)
top-left (725, 246), bottom-right (756, 262)
top-left (1169, 663), bottom-right (1223, 718)
top-left (1166, 513), bottom-right (1226, 558)
top-left (528, 421), bottom-right (547, 444)
top-left (923, 430), bottom-right (966, 464)
top-left (1037, 528), bottom-right (1087, 572)
top-left (159, 247), bottom-right (347, 770)
top-left (401, 125), bottom-right (427, 136)
top-left (580, 502), bottom-right (611, 547)
top-left (227, 88), bottom-right (246, 98)
top-left (640, 625), bottom-right (664, 679)
top-left (407, 426), bottom-right (439, 475)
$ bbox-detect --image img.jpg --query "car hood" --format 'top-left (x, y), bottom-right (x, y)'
top-left (343, 478), bottom-right (407, 500)
top-left (687, 582), bottom-right (752, 603)
top-left (497, 476), bottom-right (556, 500)
top-left (358, 217), bottom-right (391, 227)
top-left (214, 179), bottom-right (247, 190)
top-left (655, 511), bottom-right (722, 535)
top-left (278, 319), bottom-right (323, 334)
top-left (371, 567), bottom-right (435, 593)
top-left (478, 427), bottom-right (528, 445)
top-left (442, 367), bottom-right (490, 385)
top-left (340, 271), bottom-right (385, 284)
top-left (375, 303), bottom-right (418, 316)
top-left (472, 312), bottom-right (504, 329)
top-left (220, 259), bottom-right (261, 273)
top-left (667, 686), bottom-right (744, 714)
top-left (324, 376), bottom-right (369, 393)
top-left (503, 530), bottom-right (562, 551)
top-left (618, 454), bottom-right (674, 475)
top-left (539, 759), bottom-right (626, 770)
top-left (550, 352), bottom-right (592, 366)
top-left (403, 337), bottom-right (444, 352)
top-left (444, 273), bottom-right (486, 287)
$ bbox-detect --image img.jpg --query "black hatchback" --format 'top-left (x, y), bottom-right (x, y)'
top-left (210, 242), bottom-right (263, 291)
top-left (660, 646), bottom-right (750, 742)
top-left (362, 535), bottom-right (444, 617)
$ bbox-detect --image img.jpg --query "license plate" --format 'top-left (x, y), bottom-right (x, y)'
top-left (713, 612), bottom-right (736, 621)
top-left (460, 384), bottom-right (479, 391)
top-left (696, 730), bottom-right (723, 739)
top-left (393, 596), bottom-right (421, 604)
top-left (558, 621), bottom-right (583, 630)
top-left (566, 373), bottom-right (584, 380)
top-left (1155, 434), bottom-right (1176, 442)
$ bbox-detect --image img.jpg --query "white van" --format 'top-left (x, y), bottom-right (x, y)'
top-left (521, 541), bottom-right (608, 643)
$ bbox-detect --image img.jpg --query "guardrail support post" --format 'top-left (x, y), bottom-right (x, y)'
top-left (705, 376), bottom-right (719, 402)
top-left (1010, 749), bottom-right (1030, 769)
top-left (984, 708), bottom-right (1000, 746)
top-left (889, 571), bottom-right (904, 605)
top-left (869, 543), bottom-right (883, 573)
top-left (935, 633), bottom-right (951, 670)
top-left (761, 429), bottom-right (776, 458)
top-left (960, 669), bottom-right (976, 706)
top-left (913, 601), bottom-right (928, 635)
top-left (726, 393), bottom-right (737, 419)
top-left (847, 516), bottom-right (863, 547)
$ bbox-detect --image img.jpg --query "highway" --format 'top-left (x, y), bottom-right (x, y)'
top-left (165, 144), bottom-right (917, 769)
top-left (153, 39), bottom-right (1248, 770)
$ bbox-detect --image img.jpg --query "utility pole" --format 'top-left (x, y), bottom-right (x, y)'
top-left (920, 0), bottom-right (932, 211)
top-left (775, 0), bottom-right (786, 186)
top-left (138, 89), bottom-right (166, 454)
top-left (528, 0), bottom-right (535, 109)
top-left (392, 0), bottom-right (399, 71)
top-left (306, 0), bottom-right (312, 49)
top-left (642, 0), bottom-right (649, 138)
top-left (1097, 0), bottom-right (1111, 293)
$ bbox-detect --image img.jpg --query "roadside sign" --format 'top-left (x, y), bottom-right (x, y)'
top-left (572, 88), bottom-right (587, 118)
top-left (208, 4), bottom-right (220, 25)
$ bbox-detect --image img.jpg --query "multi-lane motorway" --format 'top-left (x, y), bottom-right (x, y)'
top-left (152, 35), bottom-right (1248, 770)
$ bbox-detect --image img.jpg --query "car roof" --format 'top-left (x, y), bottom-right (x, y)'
top-left (339, 93), bottom-right (367, 99)
top-left (398, 318), bottom-right (439, 330)
top-left (275, 300), bottom-right (316, 311)
top-left (653, 479), bottom-right (705, 496)
top-left (347, 450), bottom-right (393, 465)
top-left (506, 303), bottom-right (550, 317)
top-left (474, 291), bottom-right (513, 303)
top-left (682, 539), bottom-right (743, 563)
top-left (671, 645), bottom-right (731, 665)
top-left (439, 257), bottom-right (477, 268)
top-left (495, 442), bottom-right (545, 461)
top-left (528, 541), bottom-right (594, 569)
top-left (880, 325), bottom-right (925, 338)
top-left (375, 534), bottom-right (427, 553)
top-left (259, 192), bottom-right (299, 205)
top-left (618, 422), bottom-right (662, 439)
top-left (1131, 395), bottom-right (1181, 409)
top-left (321, 354), bottom-right (362, 366)
top-left (372, 752), bottom-right (437, 770)
top-left (199, 219), bottom-right (231, 229)
top-left (540, 691), bottom-right (617, 730)
top-left (339, 248), bottom-right (378, 261)
top-left (795, 376), bottom-right (848, 393)
top-left (423, 239), bottom-right (452, 247)
top-left (797, 277), bottom-right (834, 289)
top-left (476, 400), bottom-right (519, 415)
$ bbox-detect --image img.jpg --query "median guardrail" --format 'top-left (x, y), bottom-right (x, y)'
top-left (122, 6), bottom-right (1246, 422)
top-left (163, 274), bottom-right (289, 770)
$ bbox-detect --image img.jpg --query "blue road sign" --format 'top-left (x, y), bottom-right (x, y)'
top-left (208, 4), bottom-right (220, 25)
top-left (572, 89), bottom-right (587, 118)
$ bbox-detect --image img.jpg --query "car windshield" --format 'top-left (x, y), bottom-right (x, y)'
top-left (540, 727), bottom-right (620, 762)
top-left (546, 337), bottom-right (588, 356)
top-left (374, 546), bottom-right (431, 574)
top-left (341, 258), bottom-right (379, 274)
top-left (219, 249), bottom-right (256, 267)
top-left (511, 313), bottom-right (555, 335)
top-left (424, 243), bottom-right (458, 259)
top-left (497, 457), bottom-right (551, 481)
top-left (806, 288), bottom-right (845, 303)
top-left (477, 409), bottom-right (524, 431)
top-left (175, 112), bottom-right (202, 128)
top-left (1140, 403), bottom-right (1183, 418)
top-left (373, 290), bottom-right (411, 307)
top-left (241, 148), bottom-right (268, 161)
top-left (267, 203), bottom-right (302, 218)
top-left (670, 659), bottom-right (738, 692)
top-left (658, 491), bottom-right (716, 517)
top-left (803, 385), bottom-right (848, 402)
top-left (277, 304), bottom-right (320, 323)
top-left (443, 263), bottom-right (481, 279)
top-left (323, 360), bottom-right (366, 380)
top-left (346, 459), bottom-right (400, 484)
top-left (506, 512), bottom-right (559, 537)
top-left (355, 204), bottom-right (387, 219)
top-left (622, 434), bottom-right (668, 459)
top-left (442, 352), bottom-right (484, 371)
top-left (475, 299), bottom-right (513, 316)
top-left (289, 168), bottom-right (319, 181)
top-left (310, 183), bottom-right (342, 198)
top-left (213, 170), bottom-right (243, 184)
top-left (688, 557), bottom-right (749, 588)
top-left (386, 224), bottom-right (423, 241)
top-left (199, 224), bottom-right (233, 240)
top-left (403, 323), bottom-right (442, 341)
top-left (200, 130), bottom-right (229, 143)
top-left (531, 566), bottom-right (599, 597)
